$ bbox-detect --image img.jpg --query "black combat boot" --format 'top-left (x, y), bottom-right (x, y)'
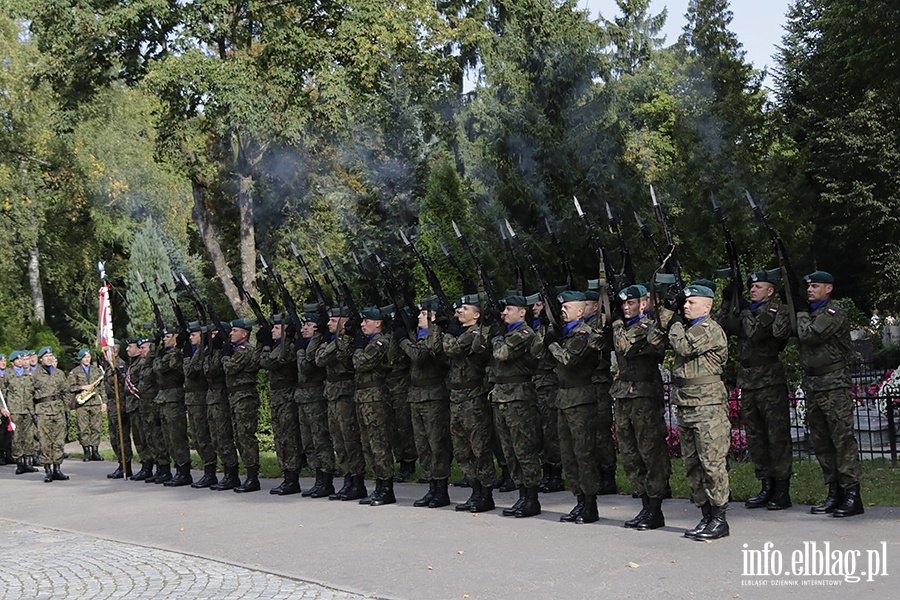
top-left (340, 474), bottom-right (367, 501)
top-left (234, 466), bottom-right (260, 493)
top-left (428, 478), bottom-right (451, 508)
top-left (32, 452), bottom-right (41, 467)
top-left (153, 463), bottom-right (173, 484)
top-left (493, 464), bottom-right (515, 492)
top-left (469, 481), bottom-right (495, 512)
top-left (44, 464), bottom-right (53, 482)
top-left (636, 497), bottom-right (665, 530)
top-left (143, 464), bottom-right (160, 483)
top-left (514, 486), bottom-right (542, 518)
top-left (130, 462), bottom-right (153, 481)
top-left (538, 463), bottom-right (551, 491)
top-left (625, 494), bottom-right (650, 528)
top-left (452, 475), bottom-right (471, 488)
top-left (684, 502), bottom-right (712, 538)
top-left (107, 463), bottom-right (125, 479)
top-left (360, 478), bottom-right (382, 505)
top-left (502, 486), bottom-right (526, 517)
top-left (191, 465), bottom-right (218, 489)
top-left (165, 463), bottom-right (194, 487)
top-left (330, 474), bottom-right (353, 500)
top-left (394, 460), bottom-right (417, 483)
top-left (767, 478), bottom-right (792, 510)
top-left (414, 480), bottom-right (436, 507)
top-left (810, 482), bottom-right (842, 514)
top-left (273, 471), bottom-right (302, 496)
top-left (745, 477), bottom-right (774, 509)
top-left (82, 446), bottom-right (91, 462)
top-left (456, 481), bottom-right (480, 512)
top-left (576, 494), bottom-right (599, 524)
top-left (91, 446), bottom-right (104, 461)
top-left (16, 457), bottom-right (36, 475)
top-left (560, 495), bottom-right (585, 523)
top-left (832, 484), bottom-right (864, 518)
top-left (544, 465), bottom-right (565, 493)
top-left (371, 478), bottom-right (396, 506)
top-left (52, 464), bottom-right (69, 481)
top-left (597, 468), bottom-right (618, 495)
top-left (693, 504), bottom-right (729, 541)
top-left (302, 470), bottom-right (323, 497)
top-left (211, 464), bottom-right (240, 490)
top-left (311, 471), bottom-right (335, 498)
top-left (124, 462), bottom-right (133, 478)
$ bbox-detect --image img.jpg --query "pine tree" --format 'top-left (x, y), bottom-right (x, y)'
top-left (126, 219), bottom-right (175, 335)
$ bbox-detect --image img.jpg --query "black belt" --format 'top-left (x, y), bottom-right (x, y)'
top-left (227, 383), bottom-right (256, 393)
top-left (327, 374), bottom-right (353, 383)
top-left (411, 377), bottom-right (444, 387)
top-left (558, 379), bottom-right (593, 389)
top-left (674, 376), bottom-right (721, 386)
top-left (297, 381), bottom-right (325, 389)
top-left (805, 361), bottom-right (847, 377)
top-left (355, 381), bottom-right (383, 390)
top-left (33, 396), bottom-right (56, 404)
top-left (741, 357), bottom-right (781, 368)
top-left (494, 376), bottom-right (531, 385)
top-left (616, 374), bottom-right (655, 383)
top-left (270, 381), bottom-right (296, 391)
top-left (449, 380), bottom-right (483, 391)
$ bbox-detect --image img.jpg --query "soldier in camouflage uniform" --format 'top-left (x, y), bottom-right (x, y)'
top-left (223, 319), bottom-right (262, 493)
top-left (654, 284), bottom-right (731, 541)
top-left (778, 271), bottom-right (862, 517)
top-left (183, 323), bottom-right (218, 489)
top-left (491, 295), bottom-right (543, 518)
top-left (353, 307), bottom-right (396, 506)
top-left (385, 312), bottom-right (418, 483)
top-left (0, 353), bottom-right (9, 466)
top-left (545, 291), bottom-right (603, 524)
top-left (720, 271), bottom-right (793, 510)
top-left (296, 307), bottom-right (335, 498)
top-left (611, 285), bottom-right (670, 530)
top-left (69, 349), bottom-right (106, 462)
top-left (530, 299), bottom-right (564, 493)
top-left (32, 347), bottom-right (69, 482)
top-left (259, 314), bottom-right (303, 495)
top-left (5, 351), bottom-right (37, 474)
top-left (122, 339), bottom-right (150, 480)
top-left (205, 322), bottom-right (241, 491)
top-left (102, 341), bottom-right (136, 479)
top-left (315, 308), bottom-right (366, 501)
top-left (583, 284), bottom-right (618, 495)
top-left (401, 297), bottom-right (452, 509)
top-left (153, 328), bottom-right (193, 487)
top-left (136, 338), bottom-right (170, 483)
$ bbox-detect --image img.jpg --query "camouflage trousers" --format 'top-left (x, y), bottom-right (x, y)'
top-left (10, 412), bottom-right (36, 460)
top-left (296, 387), bottom-right (334, 472)
top-left (449, 388), bottom-right (496, 486)
top-left (158, 400), bottom-right (191, 467)
top-left (186, 400), bottom-right (217, 468)
top-left (593, 382), bottom-right (617, 472)
top-left (328, 396), bottom-right (365, 476)
top-left (36, 401), bottom-right (66, 465)
top-left (742, 385), bottom-right (793, 481)
top-left (356, 393), bottom-right (395, 480)
top-left (615, 396), bottom-right (670, 498)
top-left (387, 375), bottom-right (417, 463)
top-left (75, 403), bottom-right (103, 447)
top-left (140, 398), bottom-right (169, 466)
top-left (270, 388), bottom-right (302, 473)
top-left (408, 393), bottom-right (452, 480)
top-left (676, 402), bottom-right (731, 507)
top-left (229, 391), bottom-right (260, 470)
top-left (207, 391), bottom-right (239, 468)
top-left (106, 404), bottom-right (137, 464)
top-left (558, 397), bottom-right (600, 496)
top-left (806, 387), bottom-right (862, 487)
top-left (492, 397), bottom-right (543, 489)
top-left (535, 376), bottom-right (561, 467)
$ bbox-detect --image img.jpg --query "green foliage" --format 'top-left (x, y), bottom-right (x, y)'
top-left (126, 220), bottom-right (176, 335)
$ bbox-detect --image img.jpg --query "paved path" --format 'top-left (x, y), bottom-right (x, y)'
top-left (1, 461), bottom-right (898, 599)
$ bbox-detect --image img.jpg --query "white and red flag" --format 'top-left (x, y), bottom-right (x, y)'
top-left (97, 261), bottom-right (115, 364)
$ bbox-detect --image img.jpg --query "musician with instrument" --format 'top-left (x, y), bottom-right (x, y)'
top-left (68, 348), bottom-right (106, 462)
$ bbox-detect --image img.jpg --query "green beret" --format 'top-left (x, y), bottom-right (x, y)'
top-left (459, 294), bottom-right (481, 308)
top-left (328, 307), bottom-right (351, 318)
top-left (747, 270), bottom-right (780, 286)
top-left (553, 284), bottom-right (570, 295)
top-left (558, 290), bottom-right (586, 303)
top-left (161, 325), bottom-right (178, 335)
top-left (137, 337), bottom-right (153, 346)
top-left (77, 348), bottom-right (91, 360)
top-left (586, 279), bottom-right (600, 291)
top-left (804, 270), bottom-right (834, 284)
top-left (37, 346), bottom-right (54, 358)
top-left (379, 304), bottom-right (397, 318)
top-left (7, 351), bottom-right (19, 361)
top-left (360, 306), bottom-right (384, 321)
top-left (417, 296), bottom-right (440, 312)
top-left (125, 337), bottom-right (139, 345)
top-left (230, 318), bottom-right (255, 331)
top-left (618, 284), bottom-right (648, 301)
top-left (583, 291), bottom-right (600, 301)
top-left (499, 295), bottom-right (528, 308)
top-left (683, 285), bottom-right (715, 299)
top-left (301, 312), bottom-right (319, 323)
top-left (524, 293), bottom-right (542, 306)
top-left (188, 321), bottom-right (203, 333)
top-left (0, 353), bottom-right (6, 361)
top-left (503, 289), bottom-right (519, 298)
top-left (691, 279), bottom-right (718, 293)
top-left (270, 314), bottom-right (285, 325)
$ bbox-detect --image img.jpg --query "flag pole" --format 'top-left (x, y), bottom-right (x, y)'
top-left (99, 262), bottom-right (128, 480)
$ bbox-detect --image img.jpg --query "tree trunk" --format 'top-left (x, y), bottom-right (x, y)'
top-left (191, 180), bottom-right (244, 314)
top-left (236, 172), bottom-right (257, 302)
top-left (28, 232), bottom-right (45, 323)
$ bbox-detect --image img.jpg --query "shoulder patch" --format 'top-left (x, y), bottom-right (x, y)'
top-left (769, 307), bottom-right (778, 313)
top-left (827, 308), bottom-right (836, 315)
top-left (639, 323), bottom-right (649, 329)
top-left (701, 322), bottom-right (709, 327)
top-left (375, 340), bottom-right (383, 346)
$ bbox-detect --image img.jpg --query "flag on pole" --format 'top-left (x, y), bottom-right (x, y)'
top-left (98, 261), bottom-right (115, 364)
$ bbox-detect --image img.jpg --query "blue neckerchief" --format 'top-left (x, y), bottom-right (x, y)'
top-left (273, 340), bottom-right (282, 348)
top-left (532, 319), bottom-right (541, 330)
top-left (192, 344), bottom-right (199, 353)
top-left (13, 367), bottom-right (24, 376)
top-left (367, 332), bottom-right (382, 341)
top-left (810, 299), bottom-right (828, 312)
top-left (584, 315), bottom-right (595, 324)
top-left (47, 366), bottom-right (54, 374)
top-left (0, 368), bottom-right (4, 376)
top-left (690, 316), bottom-right (708, 328)
top-left (626, 313), bottom-right (646, 327)
top-left (328, 334), bottom-right (335, 342)
top-left (29, 365), bottom-right (37, 371)
top-left (417, 328), bottom-right (429, 340)
top-left (563, 320), bottom-right (581, 336)
top-left (232, 343), bottom-right (242, 350)
top-left (83, 365), bottom-right (90, 375)
top-left (507, 321), bottom-right (524, 333)
top-left (750, 300), bottom-right (768, 312)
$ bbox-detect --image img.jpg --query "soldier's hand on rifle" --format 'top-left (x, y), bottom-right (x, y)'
top-left (222, 341), bottom-right (235, 357)
top-left (256, 327), bottom-right (274, 348)
top-left (345, 317), bottom-right (361, 336)
top-left (489, 321), bottom-right (504, 339)
top-left (284, 322), bottom-right (298, 340)
top-left (611, 302), bottom-right (625, 324)
top-left (434, 308), bottom-right (451, 329)
top-left (353, 330), bottom-right (367, 349)
top-left (316, 312), bottom-right (329, 333)
top-left (212, 330), bottom-right (226, 350)
top-left (664, 285), bottom-right (682, 311)
top-left (177, 331), bottom-right (190, 351)
top-left (393, 319), bottom-right (407, 341)
top-left (445, 318), bottom-right (462, 337)
top-left (543, 328), bottom-right (558, 348)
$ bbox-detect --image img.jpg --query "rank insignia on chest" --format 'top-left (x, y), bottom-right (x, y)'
top-left (827, 308), bottom-right (836, 315)
top-left (375, 341), bottom-right (383, 346)
top-left (639, 323), bottom-right (649, 329)
top-left (701, 322), bottom-right (709, 327)
top-left (769, 307), bottom-right (778, 313)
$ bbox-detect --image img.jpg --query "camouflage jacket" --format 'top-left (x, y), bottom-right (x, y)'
top-left (314, 333), bottom-right (355, 401)
top-left (548, 320), bottom-right (598, 409)
top-left (135, 348), bottom-right (159, 402)
top-left (260, 339), bottom-right (298, 394)
top-left (31, 364), bottom-right (68, 414)
top-left (789, 299), bottom-right (851, 392)
top-left (153, 346), bottom-right (185, 403)
top-left (610, 316), bottom-right (666, 400)
top-left (103, 357), bottom-right (133, 413)
top-left (352, 332), bottom-right (389, 399)
top-left (490, 322), bottom-right (537, 403)
top-left (656, 310), bottom-right (728, 407)
top-left (296, 334), bottom-right (327, 389)
top-left (722, 299), bottom-right (791, 390)
top-left (223, 342), bottom-right (260, 393)
top-left (400, 328), bottom-right (448, 401)
top-left (584, 315), bottom-right (613, 385)
top-left (68, 364), bottom-right (106, 408)
top-left (4, 368), bottom-right (34, 414)
top-left (183, 345), bottom-right (209, 398)
top-left (442, 324), bottom-right (490, 393)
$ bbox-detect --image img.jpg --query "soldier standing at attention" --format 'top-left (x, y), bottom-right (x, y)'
top-left (721, 272), bottom-right (793, 510)
top-left (223, 319), bottom-right (262, 493)
top-left (491, 295), bottom-right (543, 518)
top-left (530, 299), bottom-right (564, 494)
top-left (352, 307), bottom-right (396, 506)
top-left (183, 323), bottom-right (218, 489)
top-left (154, 328), bottom-right (193, 487)
top-left (136, 337), bottom-right (170, 483)
top-left (259, 314), bottom-right (303, 496)
top-left (6, 351), bottom-right (37, 474)
top-left (611, 285), bottom-right (670, 530)
top-left (779, 271), bottom-right (862, 517)
top-left (655, 285), bottom-right (731, 541)
top-left (401, 297), bottom-right (452, 509)
top-left (69, 349), bottom-right (106, 462)
top-left (31, 347), bottom-right (69, 482)
top-left (103, 340), bottom-right (136, 479)
top-left (123, 339), bottom-right (151, 481)
top-left (583, 284), bottom-right (618, 495)
top-left (0, 353), bottom-right (9, 466)
top-left (385, 309), bottom-right (418, 483)
top-left (205, 322), bottom-right (241, 491)
top-left (544, 291), bottom-right (602, 524)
